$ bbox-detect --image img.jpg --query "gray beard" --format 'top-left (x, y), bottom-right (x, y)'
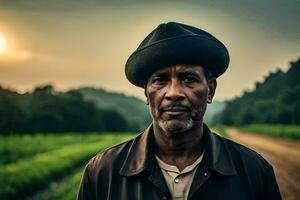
top-left (157, 118), bottom-right (194, 136)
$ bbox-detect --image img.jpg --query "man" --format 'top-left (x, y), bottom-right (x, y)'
top-left (77, 22), bottom-right (281, 200)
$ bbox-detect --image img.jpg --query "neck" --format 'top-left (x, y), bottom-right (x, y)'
top-left (153, 121), bottom-right (205, 170)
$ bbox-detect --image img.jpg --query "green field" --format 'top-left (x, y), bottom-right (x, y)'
top-left (0, 133), bottom-right (135, 200)
top-left (2, 125), bottom-right (299, 199)
top-left (211, 125), bottom-right (228, 138)
top-left (239, 124), bottom-right (300, 139)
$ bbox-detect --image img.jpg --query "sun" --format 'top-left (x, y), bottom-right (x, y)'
top-left (0, 34), bottom-right (7, 54)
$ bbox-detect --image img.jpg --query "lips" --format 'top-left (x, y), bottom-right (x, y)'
top-left (161, 106), bottom-right (189, 115)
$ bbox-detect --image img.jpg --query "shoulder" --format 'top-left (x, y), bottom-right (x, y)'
top-left (84, 135), bottom-right (137, 176)
top-left (210, 132), bottom-right (281, 199)
top-left (214, 133), bottom-right (272, 171)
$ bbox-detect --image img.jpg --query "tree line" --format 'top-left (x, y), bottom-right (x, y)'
top-left (217, 58), bottom-right (300, 125)
top-left (0, 85), bottom-right (135, 135)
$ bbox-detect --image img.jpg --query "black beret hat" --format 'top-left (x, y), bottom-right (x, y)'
top-left (125, 22), bottom-right (230, 87)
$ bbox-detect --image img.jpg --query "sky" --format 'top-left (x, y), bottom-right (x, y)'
top-left (0, 0), bottom-right (299, 101)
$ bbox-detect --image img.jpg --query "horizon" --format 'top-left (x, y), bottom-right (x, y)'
top-left (0, 55), bottom-right (297, 102)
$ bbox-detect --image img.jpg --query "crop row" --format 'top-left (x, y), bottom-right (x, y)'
top-left (240, 124), bottom-right (300, 139)
top-left (0, 133), bottom-right (125, 165)
top-left (0, 134), bottom-right (133, 200)
top-left (32, 169), bottom-right (83, 200)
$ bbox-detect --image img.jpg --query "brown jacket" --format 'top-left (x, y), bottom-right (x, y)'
top-left (77, 124), bottom-right (282, 200)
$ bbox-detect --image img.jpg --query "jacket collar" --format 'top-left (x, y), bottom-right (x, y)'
top-left (202, 124), bottom-right (237, 176)
top-left (119, 123), bottom-right (236, 177)
top-left (120, 125), bottom-right (155, 176)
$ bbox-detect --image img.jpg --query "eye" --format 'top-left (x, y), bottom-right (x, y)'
top-left (183, 76), bottom-right (199, 83)
top-left (152, 77), bottom-right (168, 85)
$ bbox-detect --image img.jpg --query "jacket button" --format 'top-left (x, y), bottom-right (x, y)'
top-left (161, 196), bottom-right (167, 200)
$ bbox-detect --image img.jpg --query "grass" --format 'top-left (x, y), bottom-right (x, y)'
top-left (0, 133), bottom-right (133, 200)
top-left (32, 169), bottom-right (83, 200)
top-left (239, 124), bottom-right (300, 140)
top-left (0, 133), bottom-right (128, 165)
top-left (211, 125), bottom-right (228, 137)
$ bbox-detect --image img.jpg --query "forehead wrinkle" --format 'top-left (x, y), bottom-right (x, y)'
top-left (152, 66), bottom-right (171, 76)
top-left (150, 64), bottom-right (205, 80)
top-left (173, 65), bottom-right (205, 77)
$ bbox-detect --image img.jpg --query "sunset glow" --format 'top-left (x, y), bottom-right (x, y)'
top-left (0, 34), bottom-right (7, 54)
top-left (0, 1), bottom-right (299, 100)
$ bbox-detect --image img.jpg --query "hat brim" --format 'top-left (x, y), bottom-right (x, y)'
top-left (125, 35), bottom-right (230, 87)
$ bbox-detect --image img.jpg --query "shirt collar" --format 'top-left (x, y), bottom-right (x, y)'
top-left (155, 152), bottom-right (204, 174)
top-left (119, 123), bottom-right (236, 177)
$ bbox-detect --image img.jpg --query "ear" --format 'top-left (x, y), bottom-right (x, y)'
top-left (144, 84), bottom-right (150, 105)
top-left (207, 79), bottom-right (217, 104)
top-left (144, 84), bottom-right (148, 97)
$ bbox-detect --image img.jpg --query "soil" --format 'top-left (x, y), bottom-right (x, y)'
top-left (227, 128), bottom-right (300, 200)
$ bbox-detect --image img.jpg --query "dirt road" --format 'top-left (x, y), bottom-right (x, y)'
top-left (227, 128), bottom-right (300, 200)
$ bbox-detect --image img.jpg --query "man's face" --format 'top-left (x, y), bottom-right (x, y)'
top-left (146, 64), bottom-right (216, 136)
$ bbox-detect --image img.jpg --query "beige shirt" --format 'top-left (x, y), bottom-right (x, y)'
top-left (155, 152), bottom-right (204, 200)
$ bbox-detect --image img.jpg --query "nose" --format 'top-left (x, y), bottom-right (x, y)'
top-left (165, 78), bottom-right (185, 101)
